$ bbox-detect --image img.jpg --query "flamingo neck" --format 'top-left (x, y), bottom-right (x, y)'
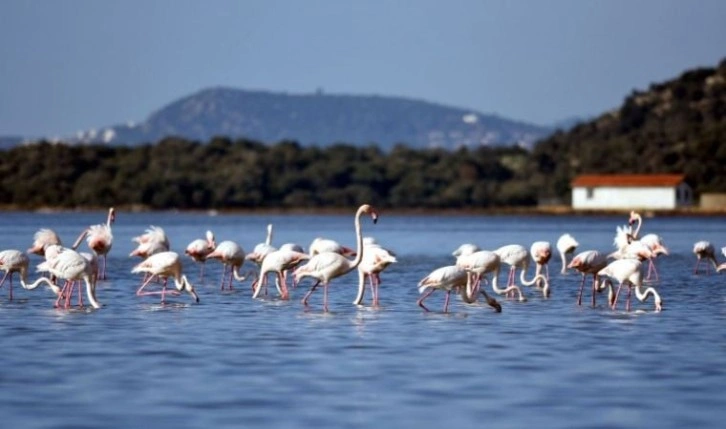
top-left (560, 251), bottom-right (568, 274)
top-left (72, 230), bottom-right (89, 250)
top-left (631, 214), bottom-right (642, 239)
top-left (520, 267), bottom-right (549, 297)
top-left (348, 207), bottom-right (366, 270)
top-left (265, 224), bottom-right (273, 246)
top-left (21, 275), bottom-right (60, 295)
top-left (83, 276), bottom-right (101, 309)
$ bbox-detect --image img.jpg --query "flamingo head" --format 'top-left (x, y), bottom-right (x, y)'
top-left (108, 207), bottom-right (116, 225)
top-left (359, 204), bottom-right (379, 224)
top-left (567, 257), bottom-right (582, 270)
top-left (628, 211), bottom-right (639, 226)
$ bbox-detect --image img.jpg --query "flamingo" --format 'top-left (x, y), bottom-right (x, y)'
top-left (309, 237), bottom-right (356, 257)
top-left (621, 211), bottom-right (668, 280)
top-left (530, 240), bottom-right (552, 285)
top-left (277, 242), bottom-right (306, 288)
top-left (493, 244), bottom-right (550, 298)
top-left (205, 240), bottom-right (250, 290)
top-left (596, 259), bottom-right (662, 312)
top-left (185, 230), bottom-right (216, 281)
top-left (245, 224), bottom-right (277, 267)
top-left (130, 226), bottom-right (170, 258)
top-left (718, 247), bottom-right (726, 272)
top-left (567, 250), bottom-right (609, 307)
top-left (556, 233), bottom-right (579, 274)
top-left (353, 237), bottom-right (398, 306)
top-left (27, 228), bottom-right (62, 256)
top-left (417, 265), bottom-right (501, 313)
top-left (693, 241), bottom-right (718, 275)
top-left (36, 248), bottom-right (101, 309)
top-left (132, 251), bottom-right (200, 303)
top-left (0, 249), bottom-right (60, 300)
top-left (251, 248), bottom-right (310, 300)
top-left (294, 204), bottom-right (377, 312)
top-left (75, 207), bottom-right (115, 280)
top-left (456, 250), bottom-right (526, 302)
top-left (452, 243), bottom-right (479, 260)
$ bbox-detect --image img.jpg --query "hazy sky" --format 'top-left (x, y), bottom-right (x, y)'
top-left (0, 0), bottom-right (724, 136)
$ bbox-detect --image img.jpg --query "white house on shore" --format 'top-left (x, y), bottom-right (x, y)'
top-left (571, 174), bottom-right (692, 210)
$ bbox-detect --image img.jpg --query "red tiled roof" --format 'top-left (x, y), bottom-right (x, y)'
top-left (571, 174), bottom-right (686, 187)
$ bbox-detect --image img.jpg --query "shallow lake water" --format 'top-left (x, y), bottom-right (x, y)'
top-left (1, 210), bottom-right (725, 428)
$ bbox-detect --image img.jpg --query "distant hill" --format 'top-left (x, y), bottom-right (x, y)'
top-left (531, 57), bottom-right (726, 199)
top-left (48, 88), bottom-right (552, 149)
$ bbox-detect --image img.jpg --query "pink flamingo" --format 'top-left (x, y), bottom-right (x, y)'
top-left (452, 243), bottom-right (479, 260)
top-left (130, 226), bottom-right (170, 258)
top-left (132, 251), bottom-right (200, 303)
top-left (75, 207), bottom-right (115, 280)
top-left (693, 241), bottom-right (718, 275)
top-left (205, 240), bottom-right (250, 290)
top-left (36, 248), bottom-right (101, 309)
top-left (417, 265), bottom-right (501, 313)
top-left (622, 211), bottom-right (669, 280)
top-left (294, 204), bottom-right (377, 312)
top-left (353, 237), bottom-right (397, 306)
top-left (27, 228), bottom-right (62, 256)
top-left (251, 248), bottom-right (310, 300)
top-left (556, 233), bottom-right (579, 274)
top-left (494, 244), bottom-right (550, 298)
top-left (0, 249), bottom-right (60, 300)
top-left (309, 237), bottom-right (356, 257)
top-left (456, 250), bottom-right (526, 302)
top-left (185, 230), bottom-right (216, 281)
top-left (567, 250), bottom-right (609, 307)
top-left (597, 259), bottom-right (662, 312)
top-left (246, 224), bottom-right (277, 267)
top-left (530, 240), bottom-right (552, 285)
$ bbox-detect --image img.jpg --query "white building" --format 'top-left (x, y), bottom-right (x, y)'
top-left (571, 174), bottom-right (692, 210)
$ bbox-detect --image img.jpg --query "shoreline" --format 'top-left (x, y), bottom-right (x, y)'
top-left (3, 205), bottom-right (726, 217)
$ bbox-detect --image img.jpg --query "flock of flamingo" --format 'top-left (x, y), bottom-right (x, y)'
top-left (0, 204), bottom-right (724, 313)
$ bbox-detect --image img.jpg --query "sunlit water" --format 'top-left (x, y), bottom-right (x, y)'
top-left (1, 210), bottom-right (725, 428)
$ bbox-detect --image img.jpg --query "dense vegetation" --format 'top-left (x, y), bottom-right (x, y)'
top-left (1, 59), bottom-right (724, 210)
top-left (0, 138), bottom-right (536, 210)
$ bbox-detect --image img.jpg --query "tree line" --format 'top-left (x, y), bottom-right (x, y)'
top-left (0, 137), bottom-right (539, 210)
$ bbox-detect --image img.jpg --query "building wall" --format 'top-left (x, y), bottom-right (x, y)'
top-left (572, 186), bottom-right (679, 209)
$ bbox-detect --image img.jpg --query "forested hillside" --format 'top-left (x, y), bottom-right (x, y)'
top-left (2, 59), bottom-right (725, 210)
top-left (530, 58), bottom-right (726, 200)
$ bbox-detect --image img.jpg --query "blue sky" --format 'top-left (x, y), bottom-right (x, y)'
top-left (0, 0), bottom-right (724, 136)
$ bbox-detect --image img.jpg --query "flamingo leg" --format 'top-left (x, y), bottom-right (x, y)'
top-left (612, 281), bottom-right (623, 310)
top-left (8, 274), bottom-right (13, 301)
top-left (220, 265), bottom-right (228, 290)
top-left (0, 271), bottom-right (11, 300)
top-left (417, 288), bottom-right (435, 312)
top-left (576, 274), bottom-right (586, 306)
top-left (625, 286), bottom-right (632, 312)
top-left (322, 283), bottom-right (329, 312)
top-left (199, 262), bottom-right (205, 282)
top-left (302, 281), bottom-right (320, 306)
top-left (443, 290), bottom-right (451, 313)
top-left (367, 274), bottom-right (377, 306)
top-left (694, 259), bottom-right (701, 275)
top-left (590, 274), bottom-right (597, 307)
top-left (102, 255), bottom-right (108, 280)
top-left (55, 281), bottom-right (72, 308)
top-left (276, 273), bottom-right (289, 299)
top-left (136, 274), bottom-right (158, 296)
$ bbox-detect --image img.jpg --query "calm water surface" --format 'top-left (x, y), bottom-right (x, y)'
top-left (1, 210), bottom-right (725, 429)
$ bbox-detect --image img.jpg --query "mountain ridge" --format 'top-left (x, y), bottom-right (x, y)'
top-left (13, 87), bottom-right (554, 149)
